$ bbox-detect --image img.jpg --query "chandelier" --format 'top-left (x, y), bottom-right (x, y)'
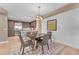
top-left (36, 6), bottom-right (43, 20)
top-left (35, 6), bottom-right (43, 33)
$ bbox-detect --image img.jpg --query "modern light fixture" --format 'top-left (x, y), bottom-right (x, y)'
top-left (35, 6), bottom-right (43, 32)
top-left (36, 6), bottom-right (43, 20)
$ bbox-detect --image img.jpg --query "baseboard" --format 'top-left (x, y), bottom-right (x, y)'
top-left (53, 40), bottom-right (79, 49)
top-left (0, 41), bottom-right (8, 44)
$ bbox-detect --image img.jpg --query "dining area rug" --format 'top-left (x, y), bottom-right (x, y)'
top-left (8, 40), bottom-right (65, 55)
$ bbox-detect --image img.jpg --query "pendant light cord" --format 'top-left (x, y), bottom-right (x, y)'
top-left (38, 6), bottom-right (40, 16)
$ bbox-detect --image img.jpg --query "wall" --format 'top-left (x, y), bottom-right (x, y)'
top-left (0, 7), bottom-right (8, 42)
top-left (41, 7), bottom-right (79, 49)
top-left (0, 15), bottom-right (8, 42)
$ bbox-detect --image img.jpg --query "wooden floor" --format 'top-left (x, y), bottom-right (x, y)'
top-left (0, 36), bottom-right (79, 55)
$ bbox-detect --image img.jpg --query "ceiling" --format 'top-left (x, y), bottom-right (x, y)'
top-left (0, 3), bottom-right (68, 22)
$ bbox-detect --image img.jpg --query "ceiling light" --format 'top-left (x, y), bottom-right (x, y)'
top-left (36, 6), bottom-right (43, 20)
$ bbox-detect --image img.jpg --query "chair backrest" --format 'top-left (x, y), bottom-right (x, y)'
top-left (18, 31), bottom-right (34, 47)
top-left (32, 31), bottom-right (37, 37)
top-left (18, 31), bottom-right (25, 45)
top-left (40, 34), bottom-right (49, 45)
top-left (47, 32), bottom-right (52, 39)
top-left (26, 32), bottom-right (30, 37)
top-left (27, 31), bottom-right (37, 40)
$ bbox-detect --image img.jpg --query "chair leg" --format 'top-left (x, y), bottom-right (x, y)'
top-left (50, 39), bottom-right (52, 43)
top-left (47, 43), bottom-right (49, 50)
top-left (35, 40), bottom-right (37, 49)
top-left (42, 45), bottom-right (44, 54)
top-left (31, 45), bottom-right (34, 51)
top-left (20, 45), bottom-right (22, 52)
top-left (36, 45), bottom-right (38, 49)
top-left (22, 47), bottom-right (25, 55)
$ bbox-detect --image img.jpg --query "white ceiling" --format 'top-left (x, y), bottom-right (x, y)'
top-left (0, 3), bottom-right (68, 22)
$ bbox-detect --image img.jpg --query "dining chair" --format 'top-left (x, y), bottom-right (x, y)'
top-left (47, 31), bottom-right (52, 42)
top-left (27, 31), bottom-right (37, 39)
top-left (26, 31), bottom-right (38, 51)
top-left (37, 34), bottom-right (50, 54)
top-left (18, 31), bottom-right (34, 55)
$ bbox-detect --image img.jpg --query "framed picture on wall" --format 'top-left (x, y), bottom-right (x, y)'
top-left (47, 19), bottom-right (57, 31)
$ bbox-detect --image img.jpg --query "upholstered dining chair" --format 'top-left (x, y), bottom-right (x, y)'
top-left (26, 31), bottom-right (38, 50)
top-left (47, 31), bottom-right (52, 42)
top-left (37, 34), bottom-right (50, 54)
top-left (27, 31), bottom-right (37, 39)
top-left (18, 31), bottom-right (34, 55)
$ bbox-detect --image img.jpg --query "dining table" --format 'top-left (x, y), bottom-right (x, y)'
top-left (24, 31), bottom-right (47, 50)
top-left (33, 33), bottom-right (46, 49)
